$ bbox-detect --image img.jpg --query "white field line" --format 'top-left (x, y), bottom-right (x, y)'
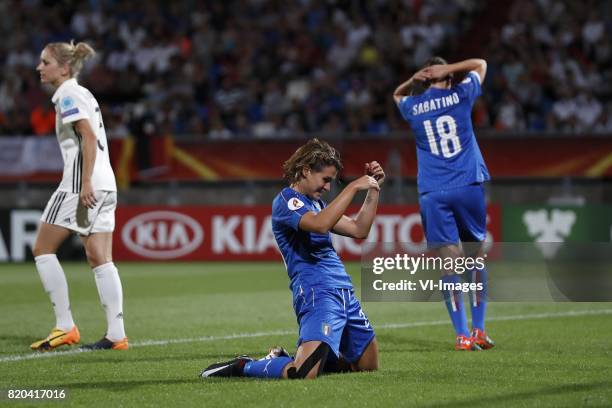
top-left (2, 308), bottom-right (611, 363)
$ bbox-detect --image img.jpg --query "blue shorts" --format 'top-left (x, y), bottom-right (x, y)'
top-left (293, 287), bottom-right (375, 364)
top-left (419, 183), bottom-right (487, 246)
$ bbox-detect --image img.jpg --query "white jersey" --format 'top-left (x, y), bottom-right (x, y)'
top-left (51, 78), bottom-right (117, 192)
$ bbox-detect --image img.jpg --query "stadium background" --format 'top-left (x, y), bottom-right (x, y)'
top-left (0, 1), bottom-right (611, 406)
top-left (0, 0), bottom-right (610, 262)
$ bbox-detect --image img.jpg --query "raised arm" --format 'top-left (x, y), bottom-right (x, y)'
top-left (425, 58), bottom-right (487, 84)
top-left (299, 175), bottom-right (380, 235)
top-left (332, 161), bottom-right (385, 239)
top-left (393, 69), bottom-right (429, 105)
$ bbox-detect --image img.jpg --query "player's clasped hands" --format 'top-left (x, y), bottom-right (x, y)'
top-left (351, 175), bottom-right (379, 192)
top-left (366, 161), bottom-right (385, 185)
top-left (350, 161), bottom-right (386, 192)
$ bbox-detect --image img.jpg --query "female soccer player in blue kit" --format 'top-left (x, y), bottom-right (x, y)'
top-left (201, 138), bottom-right (385, 378)
top-left (393, 57), bottom-right (495, 351)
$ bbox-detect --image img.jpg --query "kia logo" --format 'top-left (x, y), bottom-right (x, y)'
top-left (121, 211), bottom-right (204, 259)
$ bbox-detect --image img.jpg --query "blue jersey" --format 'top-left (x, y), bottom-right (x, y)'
top-left (397, 71), bottom-right (490, 194)
top-left (272, 187), bottom-right (352, 294)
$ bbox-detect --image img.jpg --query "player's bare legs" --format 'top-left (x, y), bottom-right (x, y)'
top-left (352, 338), bottom-right (379, 371)
top-left (80, 232), bottom-right (127, 349)
top-left (280, 333), bottom-right (378, 378)
top-left (32, 222), bottom-right (72, 257)
top-left (279, 341), bottom-right (329, 379)
top-left (461, 241), bottom-right (485, 259)
top-left (31, 223), bottom-right (79, 350)
top-left (80, 232), bottom-right (113, 268)
top-left (438, 244), bottom-right (463, 260)
top-left (333, 337), bottom-right (380, 372)
top-left (275, 337), bottom-right (379, 378)
top-left (202, 338), bottom-right (379, 379)
top-left (291, 341), bottom-right (325, 376)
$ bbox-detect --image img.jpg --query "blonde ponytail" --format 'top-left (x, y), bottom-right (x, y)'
top-left (45, 40), bottom-right (96, 78)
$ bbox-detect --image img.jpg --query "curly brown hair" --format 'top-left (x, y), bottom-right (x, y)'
top-left (282, 138), bottom-right (343, 184)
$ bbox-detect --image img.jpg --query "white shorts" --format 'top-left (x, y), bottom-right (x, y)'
top-left (41, 190), bottom-right (117, 236)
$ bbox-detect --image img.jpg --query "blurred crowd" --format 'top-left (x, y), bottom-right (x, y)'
top-left (483, 0), bottom-right (612, 132)
top-left (0, 0), bottom-right (610, 139)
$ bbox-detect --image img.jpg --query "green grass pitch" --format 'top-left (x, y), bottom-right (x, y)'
top-left (1, 262), bottom-right (611, 407)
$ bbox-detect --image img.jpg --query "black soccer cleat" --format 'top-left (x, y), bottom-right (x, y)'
top-left (200, 356), bottom-right (253, 378)
top-left (80, 336), bottom-right (129, 350)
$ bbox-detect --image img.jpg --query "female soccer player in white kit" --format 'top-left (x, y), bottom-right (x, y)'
top-left (30, 41), bottom-right (128, 351)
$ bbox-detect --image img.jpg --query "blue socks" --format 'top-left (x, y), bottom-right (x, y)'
top-left (468, 267), bottom-right (488, 331)
top-left (244, 357), bottom-right (293, 379)
top-left (441, 274), bottom-right (469, 337)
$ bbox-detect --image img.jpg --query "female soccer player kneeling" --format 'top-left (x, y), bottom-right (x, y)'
top-left (201, 139), bottom-right (383, 379)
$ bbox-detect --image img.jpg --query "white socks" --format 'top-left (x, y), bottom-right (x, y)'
top-left (35, 254), bottom-right (75, 332)
top-left (92, 262), bottom-right (126, 341)
top-left (36, 256), bottom-right (126, 341)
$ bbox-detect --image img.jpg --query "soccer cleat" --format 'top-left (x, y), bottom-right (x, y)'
top-left (30, 326), bottom-right (80, 351)
top-left (264, 346), bottom-right (291, 360)
top-left (472, 328), bottom-right (495, 350)
top-left (200, 356), bottom-right (253, 378)
top-left (455, 335), bottom-right (481, 351)
top-left (80, 336), bottom-right (129, 350)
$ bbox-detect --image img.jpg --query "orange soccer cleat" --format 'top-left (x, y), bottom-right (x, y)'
top-left (80, 336), bottom-right (129, 350)
top-left (455, 334), bottom-right (481, 351)
top-left (471, 328), bottom-right (495, 350)
top-left (30, 326), bottom-right (81, 351)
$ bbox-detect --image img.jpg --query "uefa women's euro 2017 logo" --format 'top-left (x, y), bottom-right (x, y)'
top-left (60, 97), bottom-right (74, 110)
top-left (59, 96), bottom-right (80, 118)
top-left (288, 198), bottom-right (304, 211)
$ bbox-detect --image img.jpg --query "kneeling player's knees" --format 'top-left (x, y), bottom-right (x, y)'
top-left (287, 367), bottom-right (320, 380)
top-left (351, 358), bottom-right (378, 372)
top-left (285, 342), bottom-right (330, 379)
top-left (354, 344), bottom-right (379, 372)
top-left (360, 361), bottom-right (379, 372)
top-left (283, 362), bottom-right (321, 380)
top-left (304, 369), bottom-right (320, 379)
top-left (283, 363), bottom-right (301, 379)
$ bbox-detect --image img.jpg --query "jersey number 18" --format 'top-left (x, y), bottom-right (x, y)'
top-left (423, 115), bottom-right (461, 158)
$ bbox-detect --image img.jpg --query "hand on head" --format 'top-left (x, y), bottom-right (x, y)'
top-left (421, 65), bottom-right (450, 82)
top-left (412, 69), bottom-right (430, 82)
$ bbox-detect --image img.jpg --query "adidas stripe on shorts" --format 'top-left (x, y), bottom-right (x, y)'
top-left (41, 190), bottom-right (117, 236)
